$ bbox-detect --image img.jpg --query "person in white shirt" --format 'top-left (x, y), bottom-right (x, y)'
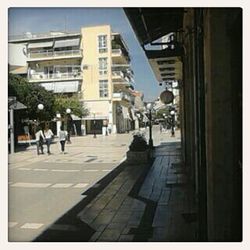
top-left (35, 126), bottom-right (45, 155)
top-left (44, 124), bottom-right (54, 155)
top-left (59, 125), bottom-right (68, 154)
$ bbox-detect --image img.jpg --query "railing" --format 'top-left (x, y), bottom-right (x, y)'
top-left (9, 31), bottom-right (80, 41)
top-left (113, 92), bottom-right (131, 102)
top-left (112, 49), bottom-right (130, 62)
top-left (28, 49), bottom-right (82, 59)
top-left (28, 71), bottom-right (82, 81)
top-left (112, 71), bottom-right (131, 84)
top-left (112, 49), bottom-right (122, 55)
top-left (113, 93), bottom-right (122, 99)
top-left (112, 70), bottom-right (124, 77)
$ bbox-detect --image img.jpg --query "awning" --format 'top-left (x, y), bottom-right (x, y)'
top-left (9, 65), bottom-right (28, 75)
top-left (9, 101), bottom-right (27, 110)
top-left (124, 8), bottom-right (184, 46)
top-left (124, 8), bottom-right (184, 83)
top-left (83, 116), bottom-right (108, 120)
top-left (28, 41), bottom-right (54, 49)
top-left (147, 56), bottom-right (183, 81)
top-left (54, 38), bottom-right (80, 48)
top-left (40, 81), bottom-right (80, 93)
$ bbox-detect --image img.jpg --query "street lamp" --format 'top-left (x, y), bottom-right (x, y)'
top-left (56, 113), bottom-right (61, 137)
top-left (66, 108), bottom-right (72, 143)
top-left (170, 110), bottom-right (175, 137)
top-left (37, 103), bottom-right (44, 127)
top-left (146, 103), bottom-right (153, 149)
top-left (37, 103), bottom-right (44, 111)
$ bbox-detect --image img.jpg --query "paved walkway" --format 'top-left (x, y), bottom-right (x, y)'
top-left (31, 128), bottom-right (197, 242)
top-left (77, 141), bottom-right (196, 242)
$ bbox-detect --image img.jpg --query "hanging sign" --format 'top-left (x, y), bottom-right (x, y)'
top-left (160, 90), bottom-right (174, 104)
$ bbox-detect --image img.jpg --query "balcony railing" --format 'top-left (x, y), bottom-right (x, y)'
top-left (113, 92), bottom-right (131, 102)
top-left (112, 70), bottom-right (124, 77)
top-left (112, 71), bottom-right (131, 84)
top-left (9, 31), bottom-right (80, 42)
top-left (28, 71), bottom-right (82, 81)
top-left (112, 48), bottom-right (130, 63)
top-left (28, 49), bottom-right (82, 59)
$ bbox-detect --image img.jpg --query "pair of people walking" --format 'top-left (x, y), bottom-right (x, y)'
top-left (35, 125), bottom-right (69, 155)
top-left (35, 125), bottom-right (54, 155)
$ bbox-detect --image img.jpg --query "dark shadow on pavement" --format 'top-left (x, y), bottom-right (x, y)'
top-left (33, 160), bottom-right (129, 242)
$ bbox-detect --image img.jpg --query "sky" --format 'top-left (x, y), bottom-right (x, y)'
top-left (8, 7), bottom-right (163, 102)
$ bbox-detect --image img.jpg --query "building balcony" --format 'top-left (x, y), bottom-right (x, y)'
top-left (112, 49), bottom-right (130, 64)
top-left (27, 49), bottom-right (82, 61)
top-left (28, 71), bottom-right (82, 83)
top-left (112, 92), bottom-right (131, 102)
top-left (112, 70), bottom-right (131, 87)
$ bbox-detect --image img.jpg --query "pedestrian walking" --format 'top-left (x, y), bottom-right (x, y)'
top-left (59, 125), bottom-right (68, 154)
top-left (44, 124), bottom-right (54, 155)
top-left (35, 126), bottom-right (45, 155)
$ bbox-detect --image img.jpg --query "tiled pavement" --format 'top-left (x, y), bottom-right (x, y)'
top-left (11, 129), bottom-right (197, 242)
top-left (77, 141), bottom-right (197, 242)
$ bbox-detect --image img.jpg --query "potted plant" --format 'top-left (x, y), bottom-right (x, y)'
top-left (127, 132), bottom-right (150, 164)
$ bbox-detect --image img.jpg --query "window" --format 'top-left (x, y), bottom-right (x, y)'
top-left (99, 57), bottom-right (108, 75)
top-left (99, 80), bottom-right (109, 97)
top-left (98, 35), bottom-right (108, 53)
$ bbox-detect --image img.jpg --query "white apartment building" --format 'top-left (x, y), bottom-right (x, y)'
top-left (8, 25), bottom-right (139, 135)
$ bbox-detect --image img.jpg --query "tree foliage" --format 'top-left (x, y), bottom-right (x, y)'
top-left (8, 74), bottom-right (55, 121)
top-left (54, 95), bottom-right (89, 118)
top-left (155, 107), bottom-right (170, 118)
top-left (8, 73), bottom-right (89, 122)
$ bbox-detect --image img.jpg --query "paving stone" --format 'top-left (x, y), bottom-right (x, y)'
top-left (89, 231), bottom-right (102, 242)
top-left (78, 208), bottom-right (100, 224)
top-left (118, 234), bottom-right (134, 241)
top-left (127, 210), bottom-right (144, 226)
top-left (152, 227), bottom-right (168, 241)
top-left (131, 199), bottom-right (146, 211)
top-left (111, 211), bottom-right (132, 223)
top-left (139, 187), bottom-right (153, 199)
top-left (98, 228), bottom-right (121, 241)
top-left (152, 205), bottom-right (172, 227)
top-left (158, 188), bottom-right (171, 205)
top-left (91, 212), bottom-right (115, 228)
top-left (90, 202), bottom-right (108, 211)
top-left (105, 196), bottom-right (126, 209)
top-left (150, 186), bottom-right (162, 202)
top-left (122, 226), bottom-right (132, 235)
top-left (106, 222), bottom-right (126, 231)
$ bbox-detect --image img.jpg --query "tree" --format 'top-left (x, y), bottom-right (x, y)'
top-left (155, 107), bottom-right (170, 119)
top-left (54, 94), bottom-right (89, 118)
top-left (8, 73), bottom-right (55, 121)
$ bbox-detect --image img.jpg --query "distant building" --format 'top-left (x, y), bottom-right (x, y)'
top-left (8, 25), bottom-right (137, 134)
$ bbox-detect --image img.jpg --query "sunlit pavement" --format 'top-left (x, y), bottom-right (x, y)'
top-left (8, 126), bottom-right (183, 242)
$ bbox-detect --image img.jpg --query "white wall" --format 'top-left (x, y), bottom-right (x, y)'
top-left (8, 43), bottom-right (27, 66)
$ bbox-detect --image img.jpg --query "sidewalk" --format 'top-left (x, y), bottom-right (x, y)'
top-left (34, 129), bottom-right (197, 242)
top-left (80, 142), bottom-right (196, 242)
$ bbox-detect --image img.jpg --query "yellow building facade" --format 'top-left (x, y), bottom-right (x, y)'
top-left (81, 25), bottom-right (135, 134)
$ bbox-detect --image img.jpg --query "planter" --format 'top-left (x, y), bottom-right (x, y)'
top-left (126, 149), bottom-right (150, 164)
